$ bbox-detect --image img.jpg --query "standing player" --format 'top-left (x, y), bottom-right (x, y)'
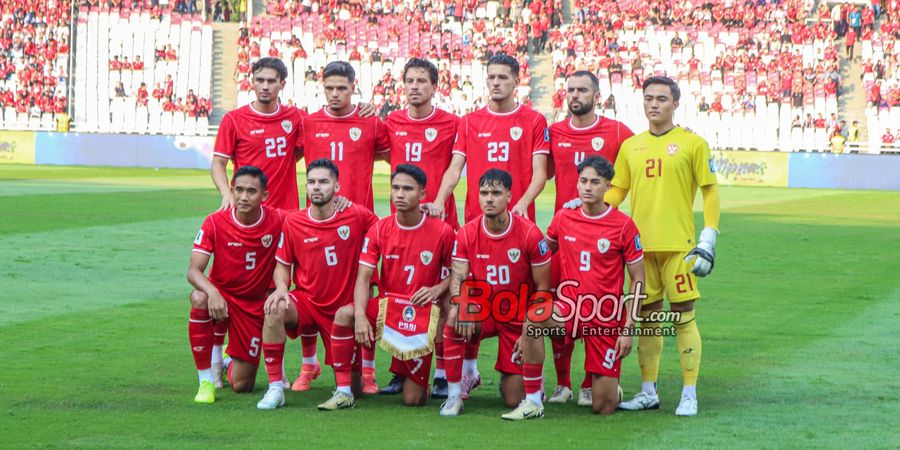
top-left (296, 61), bottom-right (389, 393)
top-left (546, 70), bottom-right (634, 406)
top-left (432, 54), bottom-right (550, 392)
top-left (382, 58), bottom-right (460, 398)
top-left (520, 155), bottom-right (644, 418)
top-left (611, 77), bottom-right (721, 417)
top-left (255, 159), bottom-right (378, 409)
top-left (439, 169), bottom-right (552, 419)
top-left (186, 166), bottom-right (284, 403)
top-left (321, 165), bottom-right (456, 409)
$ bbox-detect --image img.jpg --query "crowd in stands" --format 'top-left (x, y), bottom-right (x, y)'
top-left (0, 0), bottom-right (71, 130)
top-left (855, 0), bottom-right (900, 150)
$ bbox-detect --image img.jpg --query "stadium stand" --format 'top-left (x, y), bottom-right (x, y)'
top-left (860, 0), bottom-right (900, 153)
top-left (73, 2), bottom-right (213, 134)
top-left (0, 0), bottom-right (71, 131)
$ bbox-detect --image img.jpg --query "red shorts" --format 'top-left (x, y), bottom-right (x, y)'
top-left (477, 316), bottom-right (523, 376)
top-left (583, 333), bottom-right (622, 379)
top-left (365, 298), bottom-right (433, 388)
top-left (287, 292), bottom-right (341, 366)
top-left (222, 293), bottom-right (264, 366)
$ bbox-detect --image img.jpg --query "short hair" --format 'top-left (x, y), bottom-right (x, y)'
top-left (307, 158), bottom-right (339, 180)
top-left (478, 169), bottom-right (513, 190)
top-left (487, 53), bottom-right (520, 77)
top-left (252, 57), bottom-right (288, 81)
top-left (234, 165), bottom-right (268, 189)
top-left (323, 61), bottom-right (356, 83)
top-left (577, 156), bottom-right (615, 181)
top-left (642, 76), bottom-right (681, 101)
top-left (403, 58), bottom-right (438, 85)
top-left (570, 70), bottom-right (599, 92)
top-left (391, 164), bottom-right (427, 188)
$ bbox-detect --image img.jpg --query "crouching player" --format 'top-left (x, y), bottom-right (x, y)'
top-left (255, 159), bottom-right (378, 409)
top-left (439, 169), bottom-right (552, 419)
top-left (323, 164), bottom-right (456, 409)
top-left (521, 156), bottom-right (645, 416)
top-left (186, 166), bottom-right (284, 403)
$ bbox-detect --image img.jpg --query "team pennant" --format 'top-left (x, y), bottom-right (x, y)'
top-left (376, 295), bottom-right (440, 360)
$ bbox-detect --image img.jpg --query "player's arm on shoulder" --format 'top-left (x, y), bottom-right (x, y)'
top-left (544, 214), bottom-right (561, 253)
top-left (605, 148), bottom-right (631, 207)
top-left (211, 156), bottom-right (233, 211)
top-left (512, 153), bottom-right (548, 217)
top-left (431, 153), bottom-right (466, 218)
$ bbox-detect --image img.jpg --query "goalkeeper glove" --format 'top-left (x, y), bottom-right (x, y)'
top-left (684, 227), bottom-right (717, 277)
top-left (562, 198), bottom-right (582, 209)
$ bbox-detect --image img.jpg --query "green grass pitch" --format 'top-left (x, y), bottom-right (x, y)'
top-left (0, 164), bottom-right (898, 448)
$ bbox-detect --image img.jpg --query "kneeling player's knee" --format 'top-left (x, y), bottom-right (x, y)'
top-left (446, 307), bottom-right (458, 327)
top-left (592, 400), bottom-right (616, 416)
top-left (264, 310), bottom-right (285, 327)
top-left (334, 305), bottom-right (355, 326)
top-left (189, 290), bottom-right (208, 308)
top-left (231, 379), bottom-right (254, 393)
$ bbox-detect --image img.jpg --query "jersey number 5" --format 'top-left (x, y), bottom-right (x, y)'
top-left (265, 137), bottom-right (287, 157)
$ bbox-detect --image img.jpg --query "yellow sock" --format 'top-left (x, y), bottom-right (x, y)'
top-left (674, 310), bottom-right (701, 387)
top-left (637, 316), bottom-right (663, 383)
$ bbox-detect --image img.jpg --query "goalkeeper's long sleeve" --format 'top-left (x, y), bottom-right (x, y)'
top-left (604, 185), bottom-right (628, 208)
top-left (701, 184), bottom-right (721, 231)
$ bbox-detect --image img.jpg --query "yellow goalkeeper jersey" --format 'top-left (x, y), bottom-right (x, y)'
top-left (611, 127), bottom-right (718, 252)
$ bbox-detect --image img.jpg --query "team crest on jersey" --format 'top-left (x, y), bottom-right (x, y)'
top-left (592, 136), bottom-right (605, 151)
top-left (597, 238), bottom-right (611, 254)
top-left (510, 126), bottom-right (523, 141)
top-left (420, 251), bottom-right (433, 265)
top-left (281, 120), bottom-right (293, 133)
top-left (349, 127), bottom-right (362, 141)
top-left (262, 234), bottom-right (274, 248)
top-left (667, 144), bottom-right (679, 155)
top-left (425, 127), bottom-right (438, 142)
top-left (508, 248), bottom-right (521, 263)
top-left (403, 305), bottom-right (416, 322)
top-left (337, 225), bottom-right (350, 240)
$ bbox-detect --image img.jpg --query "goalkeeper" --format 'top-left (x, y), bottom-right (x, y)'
top-left (604, 76), bottom-right (720, 417)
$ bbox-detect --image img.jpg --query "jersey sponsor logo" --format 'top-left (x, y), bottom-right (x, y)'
top-left (539, 240), bottom-right (550, 256)
top-left (194, 230), bottom-right (204, 245)
top-left (262, 234), bottom-right (274, 248)
top-left (510, 126), bottom-right (523, 141)
top-left (349, 127), bottom-right (362, 141)
top-left (337, 225), bottom-right (351, 240)
top-left (635, 235), bottom-right (642, 251)
top-left (420, 250), bottom-right (433, 265)
top-left (228, 242), bottom-right (242, 247)
top-left (543, 128), bottom-right (550, 142)
top-left (667, 144), bottom-right (679, 155)
top-left (564, 236), bottom-right (576, 242)
top-left (315, 132), bottom-right (330, 138)
top-left (597, 238), bottom-right (611, 254)
top-left (403, 305), bottom-right (416, 322)
top-left (508, 248), bottom-right (521, 263)
top-left (394, 130), bottom-right (408, 136)
top-left (477, 132), bottom-right (492, 138)
top-left (281, 120), bottom-right (293, 133)
top-left (385, 254), bottom-right (400, 260)
top-left (708, 158), bottom-right (716, 173)
top-left (250, 129), bottom-right (265, 135)
top-left (592, 136), bottom-right (605, 151)
top-left (425, 127), bottom-right (438, 142)
top-left (476, 254), bottom-right (490, 259)
top-left (557, 142), bottom-right (572, 148)
top-left (304, 236), bottom-right (319, 243)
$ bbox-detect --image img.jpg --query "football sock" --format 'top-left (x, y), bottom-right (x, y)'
top-left (198, 369), bottom-right (214, 384)
top-left (212, 320), bottom-right (228, 363)
top-left (637, 313), bottom-right (664, 385)
top-left (448, 382), bottom-right (462, 399)
top-left (523, 363), bottom-right (544, 408)
top-left (682, 385), bottom-right (697, 399)
top-left (331, 324), bottom-right (355, 390)
top-left (300, 328), bottom-right (319, 366)
top-left (362, 345), bottom-right (376, 370)
top-left (337, 386), bottom-right (352, 396)
top-left (442, 325), bottom-right (464, 383)
top-left (580, 373), bottom-right (592, 390)
top-left (434, 341), bottom-right (445, 376)
top-left (189, 308), bottom-right (213, 373)
top-left (551, 337), bottom-right (573, 388)
top-left (434, 368), bottom-right (446, 379)
top-left (462, 359), bottom-right (478, 378)
top-left (642, 382), bottom-right (657, 396)
top-left (263, 342), bottom-right (285, 386)
top-left (674, 310), bottom-right (701, 387)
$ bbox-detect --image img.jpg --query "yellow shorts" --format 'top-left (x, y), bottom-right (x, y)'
top-left (642, 251), bottom-right (701, 305)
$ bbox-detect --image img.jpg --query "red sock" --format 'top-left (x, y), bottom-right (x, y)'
top-left (331, 324), bottom-right (355, 388)
top-left (263, 342), bottom-right (285, 385)
top-left (189, 308), bottom-right (213, 370)
top-left (464, 339), bottom-right (480, 359)
top-left (442, 325), bottom-right (464, 383)
top-left (580, 373), bottom-right (592, 389)
top-left (213, 319), bottom-right (228, 346)
top-left (434, 341), bottom-right (445, 371)
top-left (300, 325), bottom-right (318, 364)
top-left (523, 363), bottom-right (543, 395)
top-left (362, 345), bottom-right (376, 366)
top-left (552, 337), bottom-right (573, 388)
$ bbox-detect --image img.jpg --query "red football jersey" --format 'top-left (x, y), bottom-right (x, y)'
top-left (359, 213), bottom-right (455, 299)
top-left (385, 107), bottom-right (460, 228)
top-left (545, 206), bottom-right (643, 325)
top-left (452, 104), bottom-right (550, 223)
top-left (192, 206), bottom-right (284, 300)
top-left (453, 212), bottom-right (551, 326)
top-left (549, 115), bottom-right (633, 211)
top-left (302, 105), bottom-right (390, 211)
top-left (276, 204), bottom-right (378, 315)
top-left (213, 103), bottom-right (305, 211)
